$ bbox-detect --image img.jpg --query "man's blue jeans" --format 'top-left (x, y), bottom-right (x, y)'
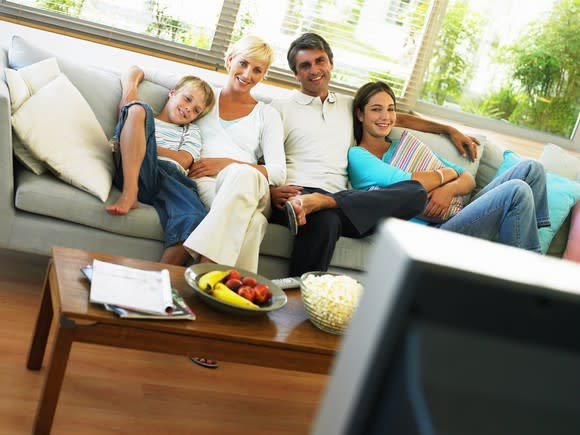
top-left (440, 160), bottom-right (550, 253)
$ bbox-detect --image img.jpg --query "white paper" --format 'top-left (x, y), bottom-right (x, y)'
top-left (90, 260), bottom-right (173, 315)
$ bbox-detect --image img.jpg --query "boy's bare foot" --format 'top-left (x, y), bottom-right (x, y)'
top-left (106, 192), bottom-right (139, 215)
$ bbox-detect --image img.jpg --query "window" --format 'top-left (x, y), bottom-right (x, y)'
top-left (1, 0), bottom-right (233, 66)
top-left (7, 0), bottom-right (225, 49)
top-left (420, 0), bottom-right (580, 140)
top-left (1, 0), bottom-right (437, 110)
top-left (1, 0), bottom-right (577, 147)
top-left (230, 0), bottom-right (436, 110)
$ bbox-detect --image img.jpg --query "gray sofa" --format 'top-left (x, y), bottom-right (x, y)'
top-left (0, 35), bottom-right (570, 278)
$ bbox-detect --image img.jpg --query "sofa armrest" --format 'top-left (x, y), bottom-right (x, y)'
top-left (0, 78), bottom-right (16, 245)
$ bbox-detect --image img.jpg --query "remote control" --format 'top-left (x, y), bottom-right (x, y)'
top-left (271, 276), bottom-right (302, 290)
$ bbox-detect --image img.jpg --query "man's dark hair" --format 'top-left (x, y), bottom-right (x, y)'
top-left (287, 33), bottom-right (334, 74)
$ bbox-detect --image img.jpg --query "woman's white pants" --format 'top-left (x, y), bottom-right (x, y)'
top-left (183, 164), bottom-right (271, 273)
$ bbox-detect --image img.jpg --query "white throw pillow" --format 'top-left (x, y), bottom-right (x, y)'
top-left (540, 143), bottom-right (580, 181)
top-left (4, 57), bottom-right (61, 111)
top-left (4, 58), bottom-right (61, 175)
top-left (10, 73), bottom-right (113, 201)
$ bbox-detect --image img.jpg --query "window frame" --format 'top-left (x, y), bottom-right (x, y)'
top-left (1, 0), bottom-right (577, 150)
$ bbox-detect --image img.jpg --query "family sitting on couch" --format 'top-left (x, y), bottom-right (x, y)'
top-left (106, 32), bottom-right (548, 275)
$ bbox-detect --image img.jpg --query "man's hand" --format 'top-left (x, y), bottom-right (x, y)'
top-left (269, 185), bottom-right (303, 210)
top-left (448, 127), bottom-right (480, 162)
top-left (189, 158), bottom-right (235, 178)
top-left (423, 184), bottom-right (455, 220)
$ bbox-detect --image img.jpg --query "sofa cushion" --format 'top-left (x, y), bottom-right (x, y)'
top-left (12, 132), bottom-right (46, 175)
top-left (540, 143), bottom-right (580, 181)
top-left (9, 35), bottom-right (122, 139)
top-left (4, 57), bottom-right (60, 110)
top-left (389, 130), bottom-right (465, 222)
top-left (8, 35), bottom-right (178, 140)
top-left (14, 168), bottom-right (164, 241)
top-left (389, 127), bottom-right (486, 183)
top-left (495, 150), bottom-right (580, 254)
top-left (4, 57), bottom-right (61, 175)
top-left (9, 70), bottom-right (113, 201)
top-left (475, 139), bottom-right (505, 192)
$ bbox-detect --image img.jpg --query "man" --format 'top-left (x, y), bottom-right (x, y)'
top-left (270, 33), bottom-right (480, 276)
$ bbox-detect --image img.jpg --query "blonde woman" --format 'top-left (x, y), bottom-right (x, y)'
top-left (181, 35), bottom-right (286, 272)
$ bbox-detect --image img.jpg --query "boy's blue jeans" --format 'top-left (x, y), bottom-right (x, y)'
top-left (441, 160), bottom-right (550, 253)
top-left (112, 102), bottom-right (207, 248)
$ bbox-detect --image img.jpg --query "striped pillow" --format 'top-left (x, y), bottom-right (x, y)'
top-left (390, 130), bottom-right (463, 222)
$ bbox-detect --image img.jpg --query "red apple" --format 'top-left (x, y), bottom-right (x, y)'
top-left (237, 286), bottom-right (255, 302)
top-left (225, 278), bottom-right (243, 291)
top-left (228, 269), bottom-right (241, 281)
top-left (253, 284), bottom-right (271, 305)
top-left (242, 276), bottom-right (257, 287)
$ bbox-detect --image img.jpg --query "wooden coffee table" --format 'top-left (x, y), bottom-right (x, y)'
top-left (27, 246), bottom-right (340, 434)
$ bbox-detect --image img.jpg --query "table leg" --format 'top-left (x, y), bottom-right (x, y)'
top-left (32, 316), bottom-right (76, 435)
top-left (27, 261), bottom-right (54, 370)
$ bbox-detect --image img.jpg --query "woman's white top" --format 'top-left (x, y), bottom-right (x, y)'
top-left (197, 89), bottom-right (286, 185)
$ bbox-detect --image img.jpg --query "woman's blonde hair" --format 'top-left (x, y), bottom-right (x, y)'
top-left (225, 35), bottom-right (274, 72)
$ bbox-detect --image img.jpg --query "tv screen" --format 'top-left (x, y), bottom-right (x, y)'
top-left (312, 219), bottom-right (580, 435)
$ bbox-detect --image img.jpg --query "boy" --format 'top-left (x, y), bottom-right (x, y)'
top-left (106, 66), bottom-right (215, 265)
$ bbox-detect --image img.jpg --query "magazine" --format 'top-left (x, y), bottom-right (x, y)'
top-left (82, 264), bottom-right (195, 320)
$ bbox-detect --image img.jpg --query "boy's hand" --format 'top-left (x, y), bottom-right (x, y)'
top-left (121, 66), bottom-right (145, 88)
top-left (269, 185), bottom-right (303, 210)
top-left (119, 66), bottom-right (145, 109)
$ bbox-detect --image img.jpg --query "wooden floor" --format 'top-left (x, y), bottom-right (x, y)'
top-left (0, 249), bottom-right (327, 434)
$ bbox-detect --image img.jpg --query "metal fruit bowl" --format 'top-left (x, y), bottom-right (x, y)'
top-left (184, 264), bottom-right (287, 316)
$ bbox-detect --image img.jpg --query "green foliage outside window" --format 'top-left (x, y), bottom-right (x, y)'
top-left (36, 0), bottom-right (85, 17)
top-left (499, 0), bottom-right (580, 137)
top-left (145, 0), bottom-right (191, 45)
top-left (420, 0), bottom-right (484, 106)
top-left (423, 0), bottom-right (579, 138)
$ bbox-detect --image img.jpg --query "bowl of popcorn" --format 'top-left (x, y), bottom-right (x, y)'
top-left (300, 271), bottom-right (364, 335)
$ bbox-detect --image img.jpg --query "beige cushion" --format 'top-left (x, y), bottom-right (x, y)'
top-left (4, 57), bottom-right (60, 110)
top-left (9, 71), bottom-right (113, 201)
top-left (4, 58), bottom-right (60, 175)
top-left (540, 143), bottom-right (580, 181)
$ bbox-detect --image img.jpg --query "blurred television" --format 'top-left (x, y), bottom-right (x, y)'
top-left (312, 219), bottom-right (580, 435)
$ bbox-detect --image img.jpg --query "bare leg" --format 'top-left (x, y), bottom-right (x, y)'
top-left (289, 193), bottom-right (338, 226)
top-left (160, 243), bottom-right (191, 265)
top-left (106, 105), bottom-right (147, 215)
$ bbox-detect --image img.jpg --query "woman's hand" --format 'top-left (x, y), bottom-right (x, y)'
top-left (189, 158), bottom-right (235, 178)
top-left (423, 184), bottom-right (455, 220)
top-left (448, 127), bottom-right (480, 162)
top-left (269, 185), bottom-right (304, 210)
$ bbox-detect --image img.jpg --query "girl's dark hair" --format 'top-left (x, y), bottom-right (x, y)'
top-left (352, 81), bottom-right (397, 145)
top-left (287, 33), bottom-right (333, 74)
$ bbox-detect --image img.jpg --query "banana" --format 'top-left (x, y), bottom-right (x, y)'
top-left (198, 270), bottom-right (230, 292)
top-left (212, 283), bottom-right (259, 309)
